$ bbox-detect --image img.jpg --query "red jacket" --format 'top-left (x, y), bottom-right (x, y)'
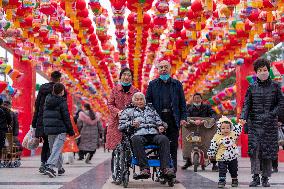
top-left (106, 84), bottom-right (139, 150)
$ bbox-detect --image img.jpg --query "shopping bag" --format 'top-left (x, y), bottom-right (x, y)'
top-left (22, 128), bottom-right (39, 150)
top-left (62, 136), bottom-right (79, 153)
top-left (278, 127), bottom-right (284, 146)
top-left (22, 129), bottom-right (32, 149)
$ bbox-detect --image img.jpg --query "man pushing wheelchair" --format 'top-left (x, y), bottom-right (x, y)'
top-left (118, 92), bottom-right (176, 179)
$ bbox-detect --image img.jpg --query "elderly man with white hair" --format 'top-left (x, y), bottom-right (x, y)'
top-left (146, 60), bottom-right (187, 180)
top-left (119, 92), bottom-right (175, 179)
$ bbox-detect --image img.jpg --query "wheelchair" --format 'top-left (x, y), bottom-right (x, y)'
top-left (111, 128), bottom-right (175, 188)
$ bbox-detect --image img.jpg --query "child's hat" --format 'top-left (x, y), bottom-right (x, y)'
top-left (216, 116), bottom-right (233, 134)
top-left (217, 116), bottom-right (233, 125)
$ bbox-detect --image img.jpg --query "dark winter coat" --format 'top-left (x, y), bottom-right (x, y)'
top-left (32, 82), bottom-right (67, 137)
top-left (0, 106), bottom-right (12, 132)
top-left (186, 103), bottom-right (217, 119)
top-left (241, 78), bottom-right (284, 160)
top-left (10, 111), bottom-right (19, 136)
top-left (146, 78), bottom-right (187, 128)
top-left (43, 94), bottom-right (74, 136)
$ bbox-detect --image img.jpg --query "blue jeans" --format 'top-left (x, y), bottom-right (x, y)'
top-left (46, 133), bottom-right (66, 169)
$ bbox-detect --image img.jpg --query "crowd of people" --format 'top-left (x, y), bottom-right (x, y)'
top-left (0, 57), bottom-right (283, 188)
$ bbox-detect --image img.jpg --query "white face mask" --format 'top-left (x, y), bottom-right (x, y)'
top-left (193, 103), bottom-right (201, 107)
top-left (257, 71), bottom-right (269, 81)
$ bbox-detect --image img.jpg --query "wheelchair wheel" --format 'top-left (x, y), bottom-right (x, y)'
top-left (193, 153), bottom-right (199, 172)
top-left (111, 149), bottom-right (122, 184)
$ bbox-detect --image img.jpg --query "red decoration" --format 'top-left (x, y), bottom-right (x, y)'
top-left (110, 0), bottom-right (126, 10)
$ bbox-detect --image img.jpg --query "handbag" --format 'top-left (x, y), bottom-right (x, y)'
top-left (278, 127), bottom-right (284, 146)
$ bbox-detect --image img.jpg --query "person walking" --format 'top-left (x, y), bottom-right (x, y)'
top-left (240, 58), bottom-right (284, 187)
top-left (31, 71), bottom-right (66, 173)
top-left (77, 103), bottom-right (103, 164)
top-left (106, 68), bottom-right (139, 150)
top-left (146, 60), bottom-right (187, 178)
top-left (43, 83), bottom-right (74, 178)
top-left (0, 98), bottom-right (12, 168)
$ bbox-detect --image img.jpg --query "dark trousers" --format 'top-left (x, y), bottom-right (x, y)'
top-left (41, 135), bottom-right (50, 164)
top-left (272, 157), bottom-right (278, 169)
top-left (131, 134), bottom-right (171, 170)
top-left (218, 159), bottom-right (238, 181)
top-left (160, 112), bottom-right (179, 171)
top-left (0, 131), bottom-right (6, 159)
top-left (84, 150), bottom-right (96, 160)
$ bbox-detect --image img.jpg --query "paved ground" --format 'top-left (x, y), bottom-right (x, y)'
top-left (1, 148), bottom-right (284, 189)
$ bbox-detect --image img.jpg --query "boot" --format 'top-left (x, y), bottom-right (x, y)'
top-left (181, 158), bottom-right (192, 170)
top-left (272, 167), bottom-right (278, 173)
top-left (231, 178), bottom-right (238, 187)
top-left (249, 174), bottom-right (260, 187)
top-left (262, 176), bottom-right (270, 187)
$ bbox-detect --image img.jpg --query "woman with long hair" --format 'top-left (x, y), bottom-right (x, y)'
top-left (77, 103), bottom-right (102, 164)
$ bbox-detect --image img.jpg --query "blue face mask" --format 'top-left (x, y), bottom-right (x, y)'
top-left (159, 74), bottom-right (170, 81)
top-left (121, 82), bottom-right (132, 86)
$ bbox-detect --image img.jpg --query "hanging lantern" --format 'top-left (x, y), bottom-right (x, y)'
top-left (110, 0), bottom-right (126, 10)
top-left (155, 0), bottom-right (169, 14)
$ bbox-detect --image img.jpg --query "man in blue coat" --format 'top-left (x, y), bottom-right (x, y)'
top-left (146, 60), bottom-right (187, 177)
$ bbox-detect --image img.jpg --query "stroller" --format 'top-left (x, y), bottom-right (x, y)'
top-left (1, 127), bottom-right (22, 168)
top-left (111, 127), bottom-right (175, 188)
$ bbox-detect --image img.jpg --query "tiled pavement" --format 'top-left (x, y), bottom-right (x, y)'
top-left (1, 148), bottom-right (284, 189)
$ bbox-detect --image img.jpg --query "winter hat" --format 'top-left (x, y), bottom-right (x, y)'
top-left (216, 116), bottom-right (233, 134)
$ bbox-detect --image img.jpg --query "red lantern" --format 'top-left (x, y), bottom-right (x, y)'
top-left (110, 0), bottom-right (126, 10)
top-left (127, 0), bottom-right (154, 12)
top-left (174, 19), bottom-right (184, 31)
top-left (77, 8), bottom-right (89, 18)
top-left (40, 2), bottom-right (56, 15)
top-left (76, 0), bottom-right (86, 10)
top-left (191, 0), bottom-right (203, 13)
top-left (81, 18), bottom-right (92, 28)
top-left (155, 0), bottom-right (169, 14)
top-left (223, 0), bottom-right (240, 7)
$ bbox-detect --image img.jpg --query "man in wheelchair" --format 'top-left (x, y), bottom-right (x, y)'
top-left (119, 92), bottom-right (175, 179)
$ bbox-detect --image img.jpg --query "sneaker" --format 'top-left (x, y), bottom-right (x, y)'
top-left (85, 153), bottom-right (91, 164)
top-left (140, 168), bottom-right (151, 179)
top-left (45, 167), bottom-right (56, 178)
top-left (181, 159), bottom-right (192, 170)
top-left (272, 167), bottom-right (278, 173)
top-left (231, 178), bottom-right (238, 187)
top-left (58, 168), bottom-right (65, 176)
top-left (249, 174), bottom-right (260, 187)
top-left (39, 163), bottom-right (46, 174)
top-left (218, 181), bottom-right (226, 188)
top-left (262, 176), bottom-right (270, 187)
top-left (163, 168), bottom-right (176, 179)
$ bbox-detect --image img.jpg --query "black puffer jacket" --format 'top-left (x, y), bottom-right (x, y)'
top-left (241, 78), bottom-right (284, 160)
top-left (32, 82), bottom-right (67, 137)
top-left (43, 94), bottom-right (74, 136)
top-left (0, 106), bottom-right (12, 132)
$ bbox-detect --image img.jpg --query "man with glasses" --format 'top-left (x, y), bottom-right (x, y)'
top-left (146, 60), bottom-right (187, 182)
